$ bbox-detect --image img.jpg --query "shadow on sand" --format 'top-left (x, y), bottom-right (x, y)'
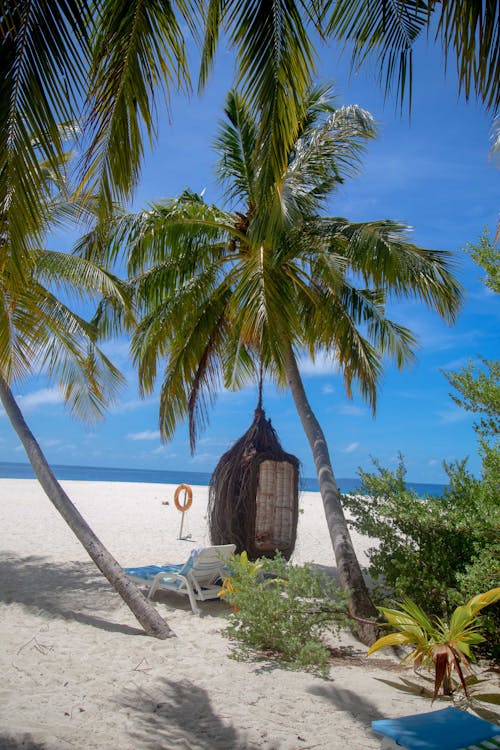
top-left (308, 683), bottom-right (386, 728)
top-left (0, 552), bottom-right (144, 635)
top-left (0, 552), bottom-right (231, 634)
top-left (122, 678), bottom-right (269, 750)
top-left (0, 734), bottom-right (48, 750)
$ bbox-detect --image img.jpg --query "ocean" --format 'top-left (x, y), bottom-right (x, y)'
top-left (0, 461), bottom-right (446, 497)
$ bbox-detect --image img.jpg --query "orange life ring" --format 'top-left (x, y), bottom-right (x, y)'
top-left (174, 483), bottom-right (193, 512)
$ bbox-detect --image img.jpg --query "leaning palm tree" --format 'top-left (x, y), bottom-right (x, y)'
top-left (88, 85), bottom-right (462, 643)
top-left (0, 133), bottom-right (173, 639)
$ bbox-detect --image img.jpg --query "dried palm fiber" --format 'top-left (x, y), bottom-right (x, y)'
top-left (208, 406), bottom-right (299, 560)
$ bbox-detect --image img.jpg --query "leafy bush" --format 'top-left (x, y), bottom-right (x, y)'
top-left (343, 455), bottom-right (495, 617)
top-left (222, 552), bottom-right (349, 673)
top-left (342, 233), bottom-right (500, 651)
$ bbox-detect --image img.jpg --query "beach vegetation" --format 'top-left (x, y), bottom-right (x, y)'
top-left (367, 588), bottom-right (500, 700)
top-left (343, 456), bottom-right (497, 616)
top-left (222, 552), bottom-right (349, 674)
top-left (89, 84), bottom-right (463, 644)
top-left (344, 237), bottom-right (500, 654)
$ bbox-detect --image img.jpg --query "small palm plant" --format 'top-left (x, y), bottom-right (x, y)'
top-left (367, 588), bottom-right (500, 699)
top-left (220, 551), bottom-right (265, 611)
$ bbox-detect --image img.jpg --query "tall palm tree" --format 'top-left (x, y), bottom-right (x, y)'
top-left (88, 86), bottom-right (462, 643)
top-left (0, 130), bottom-right (173, 638)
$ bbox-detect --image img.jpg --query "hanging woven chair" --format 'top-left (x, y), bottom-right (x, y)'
top-left (208, 406), bottom-right (300, 561)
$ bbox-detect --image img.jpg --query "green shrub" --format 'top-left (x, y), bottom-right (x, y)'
top-left (343, 456), bottom-right (499, 656)
top-left (344, 237), bottom-right (500, 658)
top-left (222, 553), bottom-right (349, 674)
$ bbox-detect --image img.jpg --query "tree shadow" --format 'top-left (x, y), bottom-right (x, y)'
top-left (151, 588), bottom-right (232, 620)
top-left (0, 734), bottom-right (48, 749)
top-left (0, 552), bottom-right (144, 635)
top-left (307, 683), bottom-right (386, 728)
top-left (122, 678), bottom-right (271, 750)
top-left (308, 562), bottom-right (377, 591)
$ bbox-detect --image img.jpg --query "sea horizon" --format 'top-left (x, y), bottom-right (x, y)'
top-left (0, 460), bottom-right (446, 497)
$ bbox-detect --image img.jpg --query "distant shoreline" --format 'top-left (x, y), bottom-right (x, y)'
top-left (0, 460), bottom-right (446, 496)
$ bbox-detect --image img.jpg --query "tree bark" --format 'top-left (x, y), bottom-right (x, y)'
top-left (0, 376), bottom-right (174, 639)
top-left (284, 348), bottom-right (379, 645)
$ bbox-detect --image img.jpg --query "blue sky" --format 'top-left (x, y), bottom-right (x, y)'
top-left (1, 32), bottom-right (498, 484)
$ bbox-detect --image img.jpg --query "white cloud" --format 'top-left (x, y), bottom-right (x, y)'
top-left (298, 351), bottom-right (340, 376)
top-left (111, 396), bottom-right (158, 414)
top-left (16, 387), bottom-right (63, 411)
top-left (42, 438), bottom-right (63, 448)
top-left (322, 384), bottom-right (335, 395)
top-left (342, 442), bottom-right (360, 453)
top-left (150, 446), bottom-right (176, 457)
top-left (437, 407), bottom-right (472, 425)
top-left (438, 356), bottom-right (470, 371)
top-left (339, 404), bottom-right (367, 417)
top-left (126, 429), bottom-right (161, 441)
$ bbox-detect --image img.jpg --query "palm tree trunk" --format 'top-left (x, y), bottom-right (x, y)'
top-left (0, 376), bottom-right (173, 639)
top-left (284, 348), bottom-right (379, 645)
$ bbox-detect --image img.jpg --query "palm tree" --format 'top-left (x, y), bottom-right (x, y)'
top-left (89, 85), bottom-right (462, 643)
top-left (0, 131), bottom-right (173, 638)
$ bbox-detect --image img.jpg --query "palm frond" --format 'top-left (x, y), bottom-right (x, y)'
top-left (158, 286), bottom-right (231, 448)
top-left (214, 89), bottom-right (258, 207)
top-left (36, 250), bottom-right (133, 311)
top-left (326, 0), bottom-right (429, 112)
top-left (0, 0), bottom-right (89, 269)
top-left (326, 0), bottom-right (500, 113)
top-left (2, 280), bottom-right (124, 420)
top-left (436, 0), bottom-right (499, 111)
top-left (316, 218), bottom-right (463, 323)
top-left (81, 0), bottom-right (191, 208)
top-left (221, 1), bottom-right (319, 216)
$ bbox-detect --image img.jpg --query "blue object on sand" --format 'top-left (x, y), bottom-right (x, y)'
top-left (371, 706), bottom-right (499, 750)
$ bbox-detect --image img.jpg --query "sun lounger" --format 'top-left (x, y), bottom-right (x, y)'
top-left (371, 706), bottom-right (500, 750)
top-left (124, 544), bottom-right (236, 615)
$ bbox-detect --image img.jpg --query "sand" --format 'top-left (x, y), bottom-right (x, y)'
top-left (0, 478), bottom-right (484, 749)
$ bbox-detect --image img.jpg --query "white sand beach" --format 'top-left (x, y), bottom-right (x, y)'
top-left (0, 478), bottom-right (491, 750)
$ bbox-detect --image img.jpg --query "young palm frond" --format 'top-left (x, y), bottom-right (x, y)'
top-left (214, 90), bottom-right (258, 208)
top-left (282, 103), bottom-right (376, 225)
top-left (368, 588), bottom-right (500, 698)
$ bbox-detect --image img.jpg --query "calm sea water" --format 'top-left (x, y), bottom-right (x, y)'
top-left (0, 461), bottom-right (446, 497)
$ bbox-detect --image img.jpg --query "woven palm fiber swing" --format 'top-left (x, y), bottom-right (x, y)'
top-left (208, 403), bottom-right (300, 561)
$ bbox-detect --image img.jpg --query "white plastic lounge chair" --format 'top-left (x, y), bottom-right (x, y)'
top-left (124, 544), bottom-right (236, 615)
top-left (371, 707), bottom-right (500, 750)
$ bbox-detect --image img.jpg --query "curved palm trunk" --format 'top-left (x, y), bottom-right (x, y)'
top-left (284, 349), bottom-right (379, 645)
top-left (0, 376), bottom-right (173, 640)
